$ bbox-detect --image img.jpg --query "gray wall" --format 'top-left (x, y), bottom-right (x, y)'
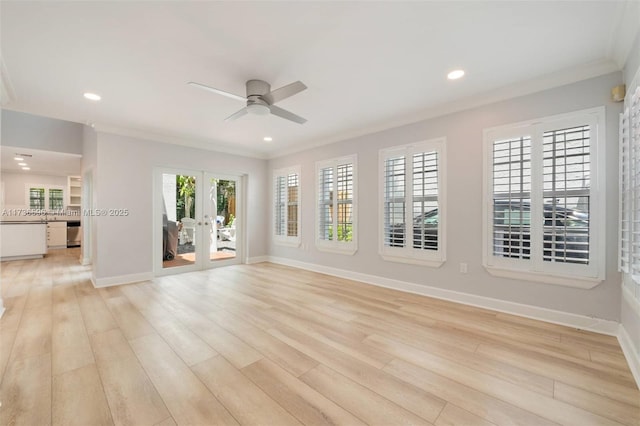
top-left (1, 110), bottom-right (83, 154)
top-left (93, 132), bottom-right (268, 280)
top-left (269, 72), bottom-right (623, 321)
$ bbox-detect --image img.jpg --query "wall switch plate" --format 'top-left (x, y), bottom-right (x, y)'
top-left (459, 262), bottom-right (468, 274)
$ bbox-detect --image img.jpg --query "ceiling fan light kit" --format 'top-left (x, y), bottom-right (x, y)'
top-left (188, 79), bottom-right (307, 124)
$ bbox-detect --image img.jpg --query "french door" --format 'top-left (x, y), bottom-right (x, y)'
top-left (154, 168), bottom-right (243, 275)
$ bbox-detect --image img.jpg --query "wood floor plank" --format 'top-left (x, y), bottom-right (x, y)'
top-left (9, 303), bottom-right (52, 363)
top-left (476, 343), bottom-right (640, 405)
top-left (52, 363), bottom-right (113, 426)
top-left (120, 284), bottom-right (218, 366)
top-left (369, 334), bottom-right (624, 426)
top-left (242, 358), bottom-right (368, 426)
top-left (363, 333), bottom-right (554, 397)
top-left (52, 284), bottom-right (94, 375)
top-left (0, 353), bottom-right (51, 426)
top-left (2, 253), bottom-right (638, 426)
top-left (300, 363), bottom-right (432, 425)
top-left (129, 333), bottom-right (239, 425)
top-left (102, 295), bottom-right (156, 341)
top-left (435, 403), bottom-right (497, 426)
top-left (269, 325), bottom-right (446, 423)
top-left (206, 309), bottom-right (318, 376)
top-left (0, 295), bottom-right (27, 381)
top-left (192, 355), bottom-right (302, 425)
top-left (554, 381), bottom-right (640, 426)
top-left (384, 358), bottom-right (558, 426)
top-left (75, 283), bottom-right (118, 336)
top-left (91, 328), bottom-right (170, 426)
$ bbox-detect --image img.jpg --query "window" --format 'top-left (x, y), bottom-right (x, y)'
top-left (316, 155), bottom-right (357, 254)
top-left (273, 166), bottom-right (301, 246)
top-left (29, 187), bottom-right (45, 209)
top-left (379, 138), bottom-right (446, 266)
top-left (27, 185), bottom-right (65, 211)
top-left (484, 108), bottom-right (605, 288)
top-left (49, 188), bottom-right (64, 210)
top-left (620, 85), bottom-right (640, 305)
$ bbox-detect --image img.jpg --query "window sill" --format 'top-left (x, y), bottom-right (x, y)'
top-left (380, 254), bottom-right (444, 268)
top-left (273, 239), bottom-right (301, 248)
top-left (484, 265), bottom-right (603, 289)
top-left (316, 245), bottom-right (357, 256)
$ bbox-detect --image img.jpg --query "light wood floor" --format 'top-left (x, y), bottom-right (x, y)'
top-left (1, 249), bottom-right (639, 426)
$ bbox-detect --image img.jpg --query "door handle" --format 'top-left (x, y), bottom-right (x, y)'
top-left (204, 222), bottom-right (209, 226)
top-left (198, 222), bottom-right (202, 226)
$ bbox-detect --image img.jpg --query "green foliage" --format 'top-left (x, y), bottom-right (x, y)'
top-left (327, 224), bottom-right (353, 242)
top-left (176, 175), bottom-right (196, 218)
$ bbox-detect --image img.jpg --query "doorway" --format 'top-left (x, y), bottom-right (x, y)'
top-left (154, 168), bottom-right (243, 275)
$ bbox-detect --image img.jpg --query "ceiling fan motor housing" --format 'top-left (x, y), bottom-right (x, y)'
top-left (246, 80), bottom-right (272, 115)
top-left (246, 79), bottom-right (271, 98)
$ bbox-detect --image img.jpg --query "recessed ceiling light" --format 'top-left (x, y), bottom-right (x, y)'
top-left (84, 92), bottom-right (101, 101)
top-left (447, 69), bottom-right (465, 80)
top-left (18, 162), bottom-right (27, 166)
top-left (14, 156), bottom-right (24, 161)
top-left (21, 167), bottom-right (30, 170)
top-left (263, 136), bottom-right (273, 142)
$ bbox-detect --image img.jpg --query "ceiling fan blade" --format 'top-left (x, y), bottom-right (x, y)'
top-left (263, 81), bottom-right (307, 104)
top-left (224, 107), bottom-right (249, 122)
top-left (269, 105), bottom-right (307, 124)
top-left (187, 82), bottom-right (246, 102)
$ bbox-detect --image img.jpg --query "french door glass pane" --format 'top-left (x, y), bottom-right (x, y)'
top-left (162, 173), bottom-right (197, 269)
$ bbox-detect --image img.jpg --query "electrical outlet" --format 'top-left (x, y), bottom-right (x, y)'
top-left (459, 262), bottom-right (468, 274)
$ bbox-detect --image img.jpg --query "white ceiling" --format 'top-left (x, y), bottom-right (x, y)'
top-left (1, 1), bottom-right (637, 158)
top-left (1, 146), bottom-right (81, 176)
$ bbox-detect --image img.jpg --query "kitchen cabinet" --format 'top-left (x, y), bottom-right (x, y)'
top-left (0, 222), bottom-right (47, 260)
top-left (47, 221), bottom-right (67, 248)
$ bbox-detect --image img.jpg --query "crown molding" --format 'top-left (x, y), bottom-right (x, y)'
top-left (268, 59), bottom-right (620, 160)
top-left (92, 123), bottom-right (269, 160)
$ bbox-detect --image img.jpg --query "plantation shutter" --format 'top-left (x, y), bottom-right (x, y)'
top-left (492, 136), bottom-right (532, 260)
top-left (274, 175), bottom-right (286, 237)
top-left (629, 87), bottom-right (640, 301)
top-left (287, 173), bottom-right (299, 237)
top-left (318, 166), bottom-right (333, 241)
top-left (412, 151), bottom-right (439, 250)
top-left (383, 156), bottom-right (406, 247)
top-left (620, 108), bottom-right (631, 273)
top-left (542, 125), bottom-right (590, 265)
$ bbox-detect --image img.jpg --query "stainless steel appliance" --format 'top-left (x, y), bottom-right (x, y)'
top-left (67, 221), bottom-right (81, 247)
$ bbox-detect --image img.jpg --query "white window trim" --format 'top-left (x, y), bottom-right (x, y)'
top-left (315, 154), bottom-right (358, 255)
top-left (273, 166), bottom-right (301, 247)
top-left (24, 184), bottom-right (66, 210)
top-left (378, 138), bottom-right (447, 267)
top-left (482, 107), bottom-right (606, 288)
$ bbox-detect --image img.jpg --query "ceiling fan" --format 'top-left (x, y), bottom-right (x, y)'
top-left (188, 79), bottom-right (307, 124)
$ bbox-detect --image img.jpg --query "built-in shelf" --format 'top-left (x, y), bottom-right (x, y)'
top-left (67, 176), bottom-right (82, 211)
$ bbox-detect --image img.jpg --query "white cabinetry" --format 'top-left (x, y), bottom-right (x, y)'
top-left (0, 223), bottom-right (47, 260)
top-left (47, 221), bottom-right (67, 248)
top-left (67, 176), bottom-right (82, 209)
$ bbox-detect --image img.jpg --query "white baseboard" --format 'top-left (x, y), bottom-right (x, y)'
top-left (267, 256), bottom-right (620, 336)
top-left (618, 324), bottom-right (640, 389)
top-left (80, 257), bottom-right (91, 266)
top-left (0, 297), bottom-right (5, 319)
top-left (247, 256), bottom-right (270, 264)
top-left (93, 272), bottom-right (153, 288)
